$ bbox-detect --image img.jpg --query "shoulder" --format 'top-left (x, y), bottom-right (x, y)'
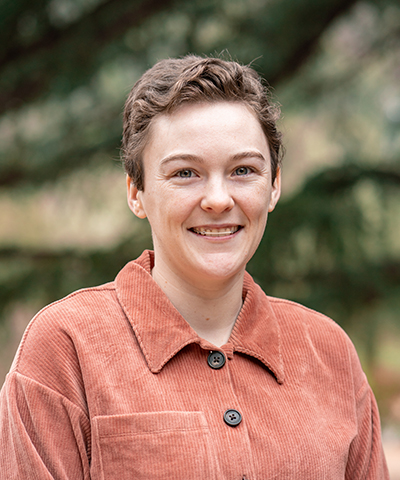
top-left (36, 281), bottom-right (118, 320)
top-left (9, 256), bottom-right (152, 390)
top-left (244, 272), bottom-right (344, 338)
top-left (267, 295), bottom-right (353, 350)
top-left (267, 295), bottom-right (366, 390)
top-left (16, 282), bottom-right (119, 355)
top-left (244, 273), bottom-right (356, 359)
top-left (267, 295), bottom-right (342, 333)
top-left (9, 282), bottom-right (125, 400)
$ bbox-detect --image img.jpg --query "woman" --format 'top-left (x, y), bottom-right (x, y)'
top-left (0, 55), bottom-right (389, 479)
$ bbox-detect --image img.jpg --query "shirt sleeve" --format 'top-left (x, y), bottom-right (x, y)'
top-left (345, 379), bottom-right (389, 480)
top-left (0, 371), bottom-right (91, 480)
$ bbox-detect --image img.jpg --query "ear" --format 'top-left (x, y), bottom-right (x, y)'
top-left (126, 176), bottom-right (147, 219)
top-left (268, 167), bottom-right (281, 213)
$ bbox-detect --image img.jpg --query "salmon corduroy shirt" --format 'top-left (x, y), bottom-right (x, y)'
top-left (0, 250), bottom-right (389, 479)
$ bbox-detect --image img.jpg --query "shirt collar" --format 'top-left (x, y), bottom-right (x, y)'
top-left (115, 250), bottom-right (284, 384)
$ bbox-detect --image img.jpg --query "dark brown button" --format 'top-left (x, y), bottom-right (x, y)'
top-left (207, 351), bottom-right (226, 369)
top-left (223, 409), bottom-right (242, 427)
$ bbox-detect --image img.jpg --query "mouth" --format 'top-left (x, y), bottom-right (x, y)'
top-left (190, 226), bottom-right (243, 237)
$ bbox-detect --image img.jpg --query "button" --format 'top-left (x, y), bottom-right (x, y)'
top-left (207, 351), bottom-right (226, 369)
top-left (223, 409), bottom-right (242, 427)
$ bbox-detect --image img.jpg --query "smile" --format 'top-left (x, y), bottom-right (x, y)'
top-left (190, 226), bottom-right (242, 237)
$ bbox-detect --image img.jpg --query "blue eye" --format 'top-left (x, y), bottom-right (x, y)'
top-left (235, 167), bottom-right (250, 176)
top-left (177, 169), bottom-right (193, 178)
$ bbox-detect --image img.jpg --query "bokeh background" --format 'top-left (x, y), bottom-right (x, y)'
top-left (1, 0), bottom-right (400, 474)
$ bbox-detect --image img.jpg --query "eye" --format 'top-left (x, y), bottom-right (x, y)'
top-left (234, 166), bottom-right (252, 176)
top-left (177, 169), bottom-right (194, 178)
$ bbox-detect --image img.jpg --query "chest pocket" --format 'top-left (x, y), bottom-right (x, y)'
top-left (92, 411), bottom-right (219, 480)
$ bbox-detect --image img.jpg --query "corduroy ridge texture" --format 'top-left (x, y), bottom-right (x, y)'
top-left (0, 250), bottom-right (389, 479)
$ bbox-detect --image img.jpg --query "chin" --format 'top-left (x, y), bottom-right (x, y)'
top-left (192, 255), bottom-right (246, 281)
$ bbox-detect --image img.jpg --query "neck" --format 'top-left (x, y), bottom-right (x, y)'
top-left (151, 261), bottom-right (244, 347)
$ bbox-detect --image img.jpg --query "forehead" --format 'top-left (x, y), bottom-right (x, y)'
top-left (156, 100), bottom-right (261, 128)
top-left (143, 101), bottom-right (269, 164)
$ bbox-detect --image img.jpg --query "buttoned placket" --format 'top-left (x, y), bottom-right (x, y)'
top-left (201, 343), bottom-right (256, 480)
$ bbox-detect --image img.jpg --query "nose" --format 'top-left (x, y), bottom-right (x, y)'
top-left (200, 177), bottom-right (234, 214)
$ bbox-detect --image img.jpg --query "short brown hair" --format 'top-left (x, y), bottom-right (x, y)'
top-left (122, 55), bottom-right (283, 191)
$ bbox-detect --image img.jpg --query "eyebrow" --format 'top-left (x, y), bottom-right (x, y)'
top-left (160, 154), bottom-right (202, 166)
top-left (231, 151), bottom-right (267, 162)
top-left (160, 150), bottom-right (267, 165)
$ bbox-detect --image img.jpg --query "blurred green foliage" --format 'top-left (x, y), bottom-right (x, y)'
top-left (0, 0), bottom-right (399, 373)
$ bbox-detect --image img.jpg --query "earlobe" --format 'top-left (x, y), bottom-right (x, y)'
top-left (126, 176), bottom-right (147, 219)
top-left (268, 167), bottom-right (282, 213)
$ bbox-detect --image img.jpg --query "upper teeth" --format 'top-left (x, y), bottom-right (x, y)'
top-left (192, 226), bottom-right (240, 237)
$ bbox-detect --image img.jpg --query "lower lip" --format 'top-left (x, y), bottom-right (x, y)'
top-left (189, 228), bottom-right (242, 241)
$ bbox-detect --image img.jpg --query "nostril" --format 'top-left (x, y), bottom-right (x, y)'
top-left (200, 191), bottom-right (234, 213)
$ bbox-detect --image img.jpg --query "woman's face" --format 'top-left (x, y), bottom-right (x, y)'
top-left (127, 101), bottom-right (281, 287)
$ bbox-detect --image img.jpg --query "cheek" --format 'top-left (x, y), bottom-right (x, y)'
top-left (242, 194), bottom-right (270, 222)
top-left (149, 197), bottom-right (193, 231)
top-left (168, 190), bottom-right (199, 215)
top-left (238, 182), bottom-right (271, 210)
